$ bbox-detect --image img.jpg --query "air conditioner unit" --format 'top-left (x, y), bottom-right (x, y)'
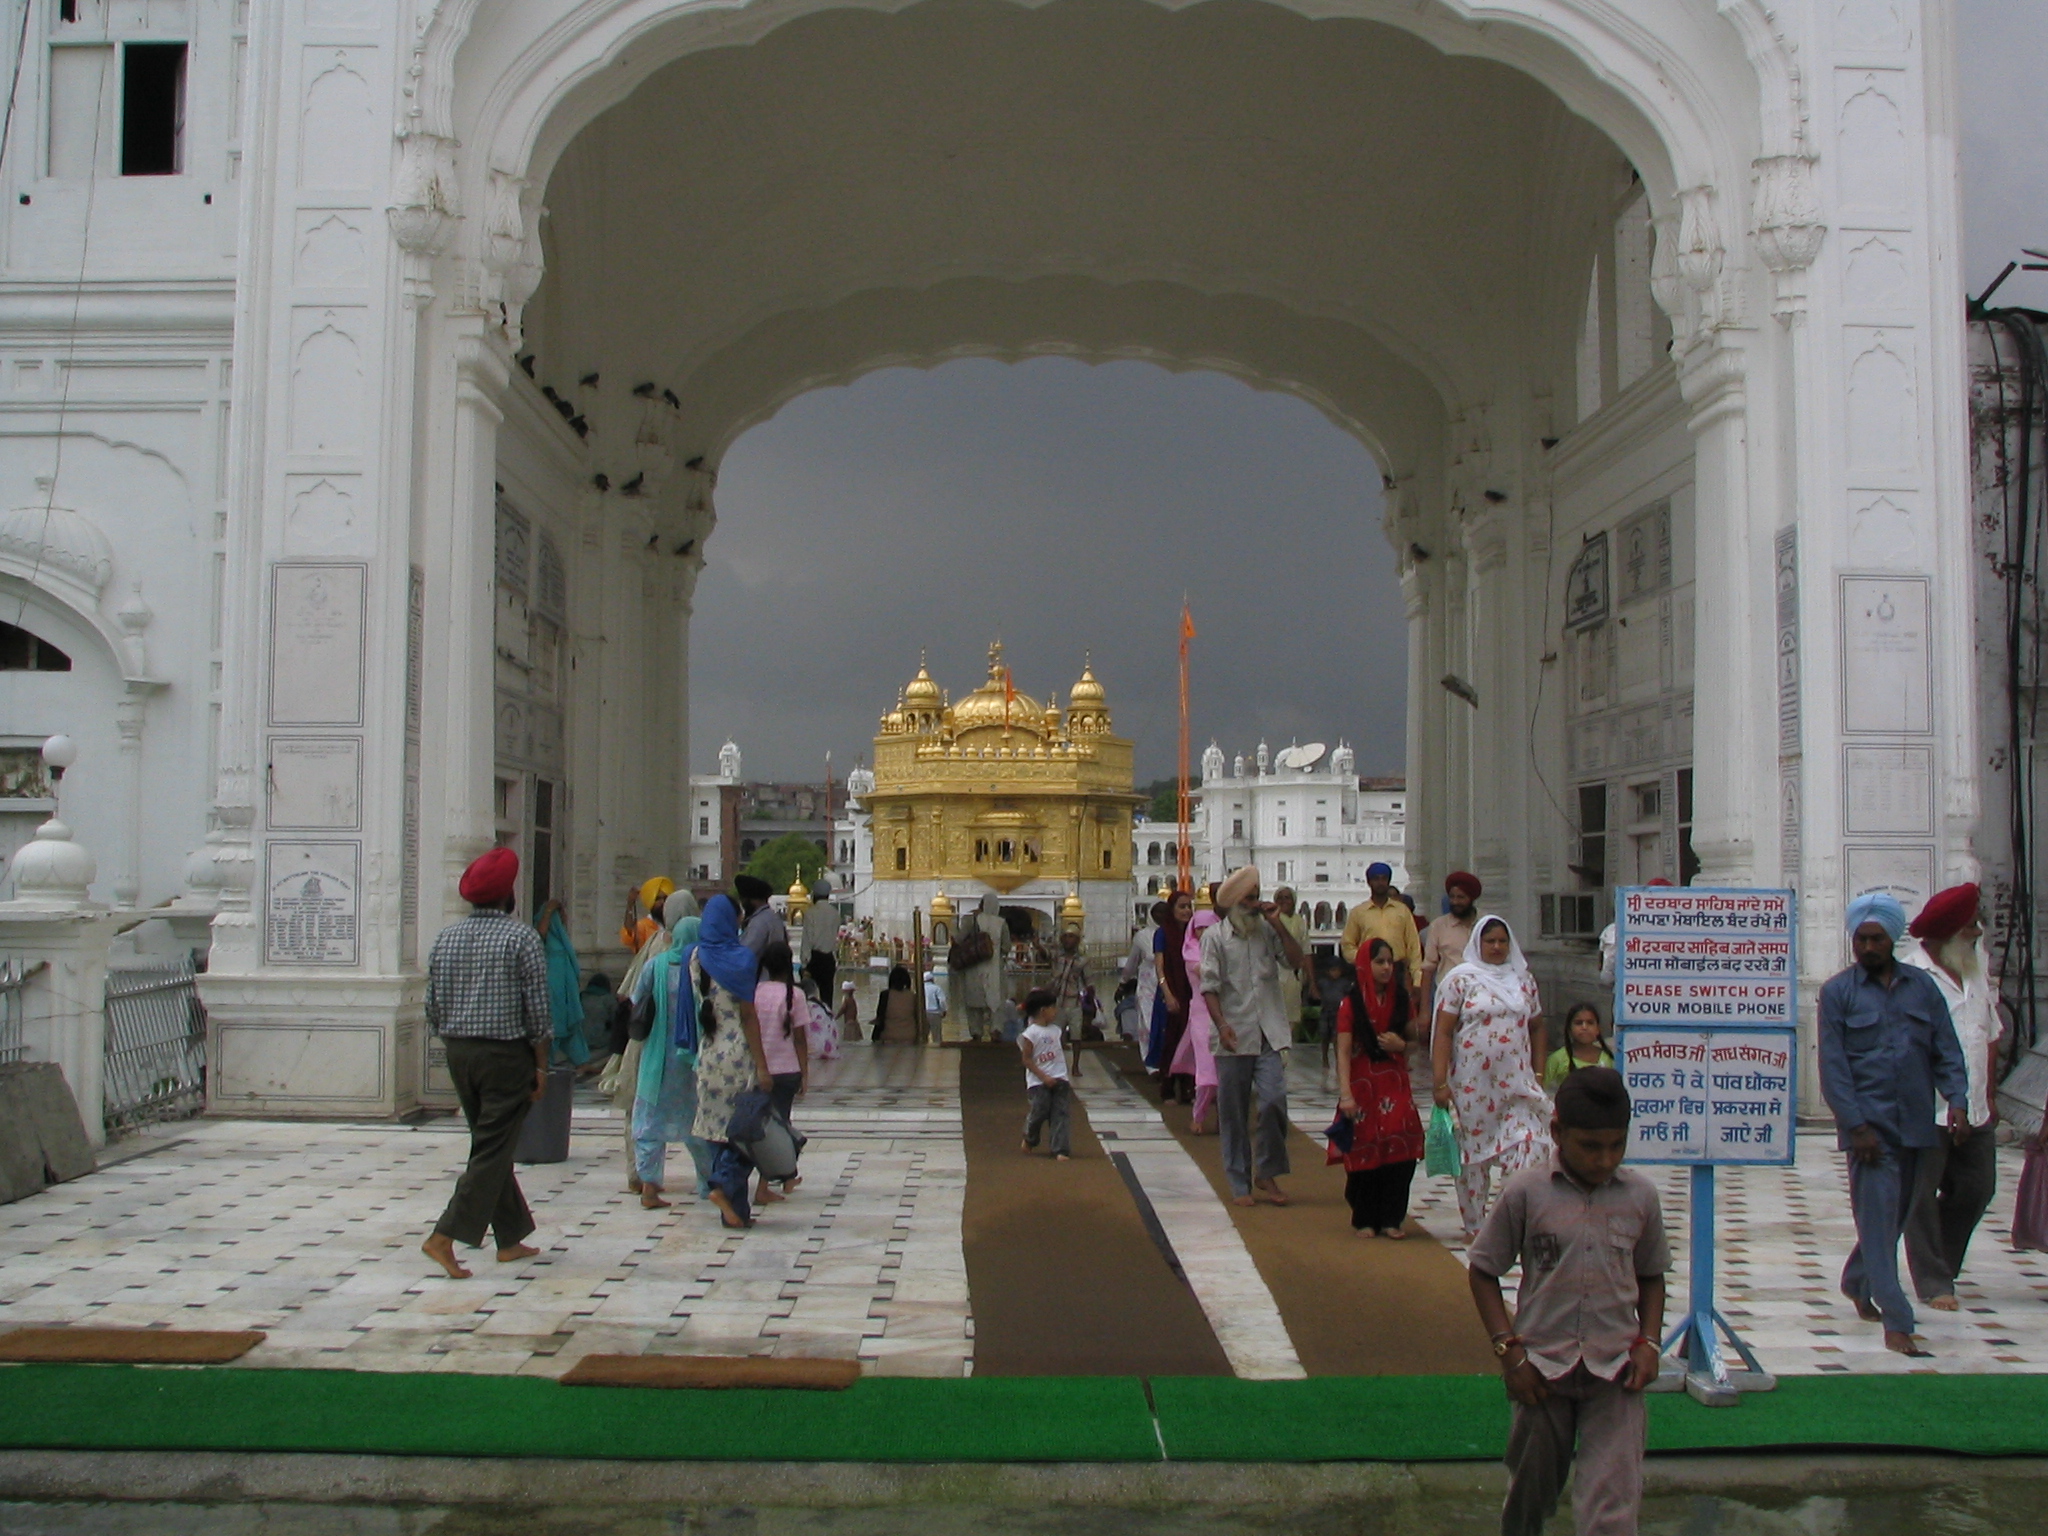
top-left (1539, 891), bottom-right (1605, 939)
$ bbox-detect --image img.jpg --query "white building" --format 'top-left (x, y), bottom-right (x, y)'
top-left (0, 3), bottom-right (1985, 1122)
top-left (1133, 742), bottom-right (1407, 940)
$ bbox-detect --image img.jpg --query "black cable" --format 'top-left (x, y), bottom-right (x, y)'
top-left (1983, 308), bottom-right (2048, 1070)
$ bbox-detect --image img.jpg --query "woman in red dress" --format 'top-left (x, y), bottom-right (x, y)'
top-left (1329, 938), bottom-right (1426, 1237)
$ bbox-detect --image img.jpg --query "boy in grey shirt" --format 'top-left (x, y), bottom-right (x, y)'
top-left (1467, 1066), bottom-right (1669, 1536)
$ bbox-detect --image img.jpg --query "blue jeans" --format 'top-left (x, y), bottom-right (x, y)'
top-left (711, 1142), bottom-right (754, 1223)
top-left (1842, 1141), bottom-right (1920, 1334)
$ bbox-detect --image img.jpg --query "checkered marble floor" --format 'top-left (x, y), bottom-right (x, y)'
top-left (0, 1046), bottom-right (970, 1378)
top-left (2, 1040), bottom-right (2044, 1381)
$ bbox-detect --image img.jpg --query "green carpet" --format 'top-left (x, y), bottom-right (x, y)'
top-left (8, 1364), bottom-right (2048, 1462)
top-left (1148, 1374), bottom-right (2048, 1461)
top-left (0, 1364), bottom-right (1158, 1463)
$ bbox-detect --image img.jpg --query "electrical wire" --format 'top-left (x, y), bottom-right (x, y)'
top-left (1982, 308), bottom-right (2048, 1069)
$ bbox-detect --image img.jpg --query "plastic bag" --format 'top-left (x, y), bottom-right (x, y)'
top-left (1424, 1104), bottom-right (1462, 1179)
top-left (805, 995), bottom-right (842, 1061)
top-left (727, 1088), bottom-right (806, 1181)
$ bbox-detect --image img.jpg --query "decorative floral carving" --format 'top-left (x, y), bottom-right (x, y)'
top-left (387, 131), bottom-right (459, 257)
top-left (1751, 155), bottom-right (1825, 275)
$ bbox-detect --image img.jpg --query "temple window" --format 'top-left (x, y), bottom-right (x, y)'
top-left (121, 42), bottom-right (186, 176)
top-left (895, 846), bottom-right (907, 871)
top-left (1102, 849), bottom-right (1113, 869)
top-left (0, 622), bottom-right (71, 671)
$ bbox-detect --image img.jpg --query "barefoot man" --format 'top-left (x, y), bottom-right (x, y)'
top-left (1201, 866), bottom-right (1307, 1210)
top-left (422, 846), bottom-right (553, 1279)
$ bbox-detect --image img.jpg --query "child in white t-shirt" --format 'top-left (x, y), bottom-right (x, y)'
top-left (1018, 987), bottom-right (1072, 1159)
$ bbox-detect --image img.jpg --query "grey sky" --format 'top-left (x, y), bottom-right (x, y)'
top-left (692, 2), bottom-right (2043, 784)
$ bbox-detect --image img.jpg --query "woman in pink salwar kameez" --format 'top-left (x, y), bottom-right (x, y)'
top-left (1170, 910), bottom-right (1222, 1132)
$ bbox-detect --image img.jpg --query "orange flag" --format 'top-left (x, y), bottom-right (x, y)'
top-left (1180, 600), bottom-right (1196, 645)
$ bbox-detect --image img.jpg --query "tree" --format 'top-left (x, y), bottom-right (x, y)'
top-left (1143, 778), bottom-right (1180, 823)
top-left (742, 832), bottom-right (828, 895)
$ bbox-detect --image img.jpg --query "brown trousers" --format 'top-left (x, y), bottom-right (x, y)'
top-left (435, 1037), bottom-right (538, 1249)
top-left (1502, 1363), bottom-right (1646, 1536)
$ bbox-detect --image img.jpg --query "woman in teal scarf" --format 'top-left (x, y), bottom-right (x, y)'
top-left (631, 899), bottom-right (714, 1208)
top-left (537, 901), bottom-right (590, 1068)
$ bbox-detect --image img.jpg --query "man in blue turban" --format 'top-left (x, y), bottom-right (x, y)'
top-left (1817, 889), bottom-right (1971, 1355)
top-left (1339, 860), bottom-right (1421, 1006)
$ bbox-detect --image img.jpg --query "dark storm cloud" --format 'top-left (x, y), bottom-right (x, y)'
top-left (692, 3), bottom-right (2044, 782)
top-left (1960, 0), bottom-right (2048, 308)
top-left (688, 358), bottom-right (1398, 782)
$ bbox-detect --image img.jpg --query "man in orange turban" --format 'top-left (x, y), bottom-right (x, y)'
top-left (1902, 884), bottom-right (2001, 1311)
top-left (422, 846), bottom-right (552, 1281)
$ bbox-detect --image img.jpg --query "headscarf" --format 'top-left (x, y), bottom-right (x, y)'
top-left (663, 889), bottom-right (699, 927)
top-left (538, 907), bottom-right (590, 1067)
top-left (1352, 937), bottom-right (1400, 1049)
top-left (694, 893), bottom-right (762, 999)
top-left (1155, 889), bottom-right (1191, 1006)
top-left (1182, 909), bottom-right (1221, 977)
top-left (1846, 891), bottom-right (1907, 941)
top-left (1442, 915), bottom-right (1537, 1018)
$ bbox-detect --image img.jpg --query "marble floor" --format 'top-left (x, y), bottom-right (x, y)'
top-left (1, 1040), bottom-right (2044, 1380)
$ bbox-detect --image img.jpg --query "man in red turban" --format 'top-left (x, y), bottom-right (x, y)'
top-left (1420, 873), bottom-right (1484, 1066)
top-left (1901, 883), bottom-right (2001, 1310)
top-left (421, 846), bottom-right (552, 1281)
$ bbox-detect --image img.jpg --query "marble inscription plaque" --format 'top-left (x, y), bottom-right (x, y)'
top-left (267, 736), bottom-right (361, 830)
top-left (1843, 745), bottom-right (1932, 836)
top-left (1845, 845), bottom-right (1934, 916)
top-left (265, 840), bottom-right (360, 965)
top-left (269, 563), bottom-right (365, 726)
top-left (1840, 575), bottom-right (1930, 734)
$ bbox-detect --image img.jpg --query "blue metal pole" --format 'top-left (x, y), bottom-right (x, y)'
top-left (1689, 1162), bottom-right (1715, 1373)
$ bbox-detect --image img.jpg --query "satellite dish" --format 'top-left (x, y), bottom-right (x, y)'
top-left (1275, 742), bottom-right (1327, 771)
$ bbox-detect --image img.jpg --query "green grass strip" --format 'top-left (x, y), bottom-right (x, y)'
top-left (1149, 1374), bottom-right (2048, 1461)
top-left (0, 1364), bottom-right (1160, 1463)
top-left (11, 1365), bottom-right (2048, 1464)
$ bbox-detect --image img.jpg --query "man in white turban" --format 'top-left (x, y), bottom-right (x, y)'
top-left (1199, 866), bottom-right (1308, 1207)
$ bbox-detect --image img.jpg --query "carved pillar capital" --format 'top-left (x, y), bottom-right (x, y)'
top-left (1752, 154), bottom-right (1826, 323)
top-left (388, 131), bottom-right (460, 306)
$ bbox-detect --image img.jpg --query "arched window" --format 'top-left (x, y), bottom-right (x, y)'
top-left (1164, 841), bottom-right (1178, 863)
top-left (1146, 842), bottom-right (1161, 866)
top-left (1334, 902), bottom-right (1348, 927)
top-left (0, 621), bottom-right (71, 671)
top-left (1314, 902), bottom-right (1332, 928)
top-left (741, 839), bottom-right (757, 858)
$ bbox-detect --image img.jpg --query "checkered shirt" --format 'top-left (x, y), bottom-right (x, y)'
top-left (424, 910), bottom-right (551, 1042)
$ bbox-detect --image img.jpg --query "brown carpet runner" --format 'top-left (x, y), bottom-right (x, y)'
top-left (1116, 1047), bottom-right (1497, 1376)
top-left (0, 1327), bottom-right (265, 1364)
top-left (956, 1045), bottom-right (1230, 1377)
top-left (560, 1354), bottom-right (861, 1390)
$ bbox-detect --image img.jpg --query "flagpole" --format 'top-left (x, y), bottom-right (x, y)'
top-left (1178, 599), bottom-right (1194, 894)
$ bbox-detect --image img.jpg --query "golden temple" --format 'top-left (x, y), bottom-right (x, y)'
top-left (867, 643), bottom-right (1140, 897)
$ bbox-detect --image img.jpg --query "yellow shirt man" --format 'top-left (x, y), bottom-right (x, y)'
top-left (1340, 874), bottom-right (1422, 987)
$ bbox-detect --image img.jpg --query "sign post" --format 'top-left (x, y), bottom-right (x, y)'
top-left (1614, 885), bottom-right (1797, 1406)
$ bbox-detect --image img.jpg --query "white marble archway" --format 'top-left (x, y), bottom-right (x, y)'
top-left (197, 0), bottom-right (1971, 1123)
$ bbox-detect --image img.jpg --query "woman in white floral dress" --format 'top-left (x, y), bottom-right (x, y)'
top-left (688, 895), bottom-right (772, 1229)
top-left (1430, 917), bottom-right (1550, 1238)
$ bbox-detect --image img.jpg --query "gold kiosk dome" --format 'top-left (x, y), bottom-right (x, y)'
top-left (786, 876), bottom-right (812, 921)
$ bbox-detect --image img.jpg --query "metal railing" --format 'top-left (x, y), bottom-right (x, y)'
top-left (103, 960), bottom-right (207, 1135)
top-left (0, 959), bottom-right (42, 1065)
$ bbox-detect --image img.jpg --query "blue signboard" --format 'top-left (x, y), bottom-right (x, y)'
top-left (1614, 886), bottom-right (1798, 1168)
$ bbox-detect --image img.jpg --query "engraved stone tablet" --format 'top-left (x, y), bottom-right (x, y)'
top-left (269, 563), bottom-right (366, 726)
top-left (1840, 575), bottom-right (1930, 734)
top-left (1842, 745), bottom-right (1932, 835)
top-left (265, 840), bottom-right (360, 965)
top-left (1845, 845), bottom-right (1934, 915)
top-left (267, 737), bottom-right (362, 830)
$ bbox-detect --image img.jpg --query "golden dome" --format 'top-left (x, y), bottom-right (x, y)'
top-left (786, 875), bottom-right (812, 918)
top-left (1069, 657), bottom-right (1106, 706)
top-left (903, 654), bottom-right (943, 708)
top-left (953, 682), bottom-right (1043, 732)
